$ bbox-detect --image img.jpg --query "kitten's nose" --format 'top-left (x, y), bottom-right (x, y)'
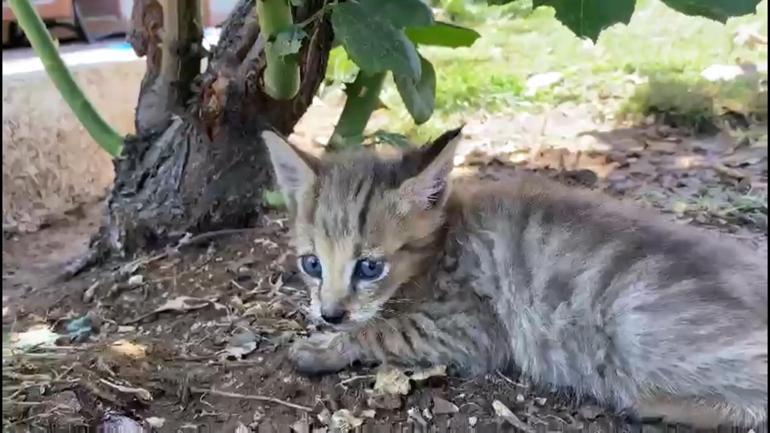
top-left (321, 307), bottom-right (348, 324)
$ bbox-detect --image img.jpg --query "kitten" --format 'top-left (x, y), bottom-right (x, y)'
top-left (261, 128), bottom-right (768, 427)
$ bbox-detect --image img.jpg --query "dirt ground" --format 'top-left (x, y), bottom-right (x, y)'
top-left (2, 104), bottom-right (767, 432)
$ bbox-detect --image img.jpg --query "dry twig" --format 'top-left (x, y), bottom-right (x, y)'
top-left (190, 387), bottom-right (313, 412)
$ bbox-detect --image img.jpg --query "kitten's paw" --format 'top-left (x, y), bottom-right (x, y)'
top-left (289, 333), bottom-right (355, 376)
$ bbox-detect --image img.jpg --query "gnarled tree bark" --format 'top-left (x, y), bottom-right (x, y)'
top-left (68, 0), bottom-right (332, 274)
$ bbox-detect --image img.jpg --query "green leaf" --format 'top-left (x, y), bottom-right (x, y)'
top-left (405, 21), bottom-right (481, 48)
top-left (263, 189), bottom-right (286, 209)
top-left (359, 0), bottom-right (434, 28)
top-left (371, 130), bottom-right (413, 149)
top-left (331, 2), bottom-right (421, 79)
top-left (394, 55), bottom-right (436, 124)
top-left (533, 0), bottom-right (635, 42)
top-left (659, 0), bottom-right (760, 23)
top-left (272, 26), bottom-right (307, 57)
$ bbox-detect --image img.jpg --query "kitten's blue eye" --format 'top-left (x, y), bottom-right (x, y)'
top-left (354, 258), bottom-right (385, 280)
top-left (300, 255), bottom-right (322, 278)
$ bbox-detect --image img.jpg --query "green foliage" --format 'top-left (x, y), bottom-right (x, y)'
top-left (533, 0), bottom-right (635, 42)
top-left (394, 56), bottom-right (437, 124)
top-left (258, 0), bottom-right (300, 100)
top-left (485, 0), bottom-right (761, 41)
top-left (359, 0), bottom-right (435, 28)
top-left (405, 22), bottom-right (481, 47)
top-left (262, 189), bottom-right (287, 209)
top-left (273, 26), bottom-right (307, 56)
top-left (660, 0), bottom-right (761, 22)
top-left (328, 0), bottom-right (481, 141)
top-left (331, 2), bottom-right (422, 79)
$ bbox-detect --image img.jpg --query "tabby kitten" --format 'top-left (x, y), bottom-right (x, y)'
top-left (261, 128), bottom-right (767, 427)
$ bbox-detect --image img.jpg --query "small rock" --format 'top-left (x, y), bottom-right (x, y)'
top-left (291, 419), bottom-right (309, 433)
top-left (101, 413), bottom-right (144, 433)
top-left (127, 274), bottom-right (144, 288)
top-left (534, 397), bottom-right (547, 406)
top-left (359, 409), bottom-right (376, 419)
top-left (700, 64), bottom-right (755, 82)
top-left (422, 408), bottom-right (433, 420)
top-left (367, 393), bottom-right (402, 410)
top-left (432, 396), bottom-right (459, 415)
top-left (146, 417), bottom-right (165, 428)
top-left (578, 404), bottom-right (604, 420)
top-left (525, 72), bottom-right (563, 96)
top-left (407, 408), bottom-right (428, 427)
top-left (219, 328), bottom-right (258, 360)
top-left (82, 281), bottom-right (99, 303)
top-left (515, 394), bottom-right (525, 403)
top-left (468, 416), bottom-right (478, 427)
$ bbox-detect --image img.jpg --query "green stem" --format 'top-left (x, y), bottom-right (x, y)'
top-left (8, 0), bottom-right (124, 157)
top-left (329, 70), bottom-right (387, 150)
top-left (258, 0), bottom-right (300, 100)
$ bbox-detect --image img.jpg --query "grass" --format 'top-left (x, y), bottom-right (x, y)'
top-left (324, 0), bottom-right (768, 142)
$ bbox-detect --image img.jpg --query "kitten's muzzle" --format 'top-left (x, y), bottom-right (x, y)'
top-left (320, 306), bottom-right (348, 325)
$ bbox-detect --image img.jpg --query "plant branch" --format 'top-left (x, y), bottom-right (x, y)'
top-left (160, 0), bottom-right (203, 111)
top-left (258, 0), bottom-right (300, 100)
top-left (8, 0), bottom-right (123, 157)
top-left (329, 70), bottom-right (387, 149)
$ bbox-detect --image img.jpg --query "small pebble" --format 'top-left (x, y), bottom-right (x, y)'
top-left (127, 275), bottom-right (144, 288)
top-left (432, 396), bottom-right (459, 415)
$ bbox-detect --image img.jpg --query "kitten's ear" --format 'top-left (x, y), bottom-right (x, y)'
top-left (398, 127), bottom-right (463, 211)
top-left (261, 130), bottom-right (318, 208)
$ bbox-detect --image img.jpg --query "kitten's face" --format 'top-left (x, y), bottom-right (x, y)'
top-left (263, 129), bottom-right (462, 329)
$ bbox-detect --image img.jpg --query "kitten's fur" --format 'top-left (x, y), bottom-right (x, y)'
top-left (262, 128), bottom-right (768, 427)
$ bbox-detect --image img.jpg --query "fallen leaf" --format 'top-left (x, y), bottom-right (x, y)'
top-left (218, 329), bottom-right (258, 360)
top-left (492, 400), bottom-right (534, 433)
top-left (10, 325), bottom-right (59, 351)
top-left (432, 396), bottom-right (459, 415)
top-left (125, 296), bottom-right (224, 324)
top-left (82, 281), bottom-right (99, 303)
top-left (366, 392), bottom-right (402, 410)
top-left (409, 365), bottom-right (447, 381)
top-left (66, 314), bottom-right (96, 342)
top-left (146, 417), bottom-right (165, 428)
top-left (373, 368), bottom-right (411, 395)
top-left (330, 409), bottom-right (364, 433)
top-left (99, 378), bottom-right (153, 402)
top-left (109, 340), bottom-right (147, 359)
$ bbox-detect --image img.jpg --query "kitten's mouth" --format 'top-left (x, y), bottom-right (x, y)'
top-left (315, 320), bottom-right (363, 333)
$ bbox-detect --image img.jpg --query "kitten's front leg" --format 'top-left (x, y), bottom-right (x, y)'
top-left (288, 331), bottom-right (363, 375)
top-left (290, 302), bottom-right (509, 376)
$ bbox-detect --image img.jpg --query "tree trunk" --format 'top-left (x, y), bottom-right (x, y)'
top-left (69, 0), bottom-right (332, 273)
